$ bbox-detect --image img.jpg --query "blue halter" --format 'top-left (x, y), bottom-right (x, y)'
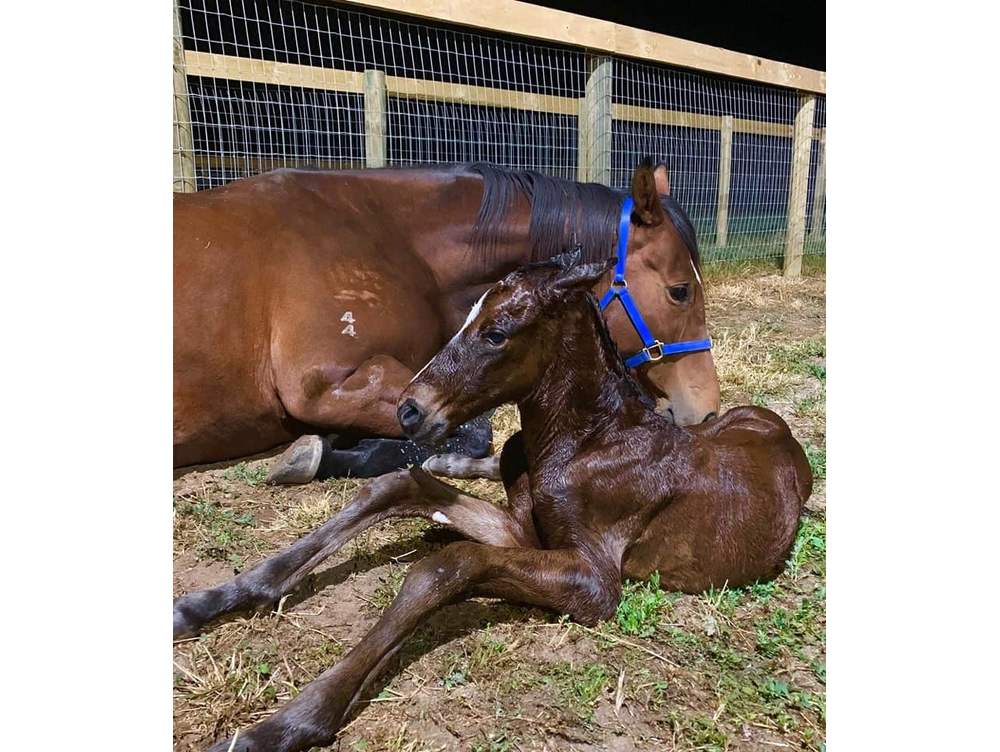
top-left (599, 196), bottom-right (713, 369)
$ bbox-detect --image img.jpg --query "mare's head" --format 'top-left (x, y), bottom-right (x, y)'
top-left (397, 255), bottom-right (631, 444)
top-left (608, 161), bottom-right (719, 424)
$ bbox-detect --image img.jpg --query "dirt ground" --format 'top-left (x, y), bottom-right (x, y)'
top-left (173, 260), bottom-right (826, 752)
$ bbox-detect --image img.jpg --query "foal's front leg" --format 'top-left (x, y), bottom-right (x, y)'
top-left (174, 468), bottom-right (538, 638)
top-left (207, 542), bottom-right (621, 752)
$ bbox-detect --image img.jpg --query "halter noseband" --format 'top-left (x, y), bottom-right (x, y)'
top-left (599, 196), bottom-right (713, 369)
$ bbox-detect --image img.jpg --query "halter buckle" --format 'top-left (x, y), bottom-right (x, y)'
top-left (610, 278), bottom-right (628, 290)
top-left (641, 342), bottom-right (664, 362)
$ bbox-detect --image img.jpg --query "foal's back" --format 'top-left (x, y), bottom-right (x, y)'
top-left (622, 406), bottom-right (812, 592)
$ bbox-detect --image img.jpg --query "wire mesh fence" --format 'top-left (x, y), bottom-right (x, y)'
top-left (173, 0), bottom-right (826, 263)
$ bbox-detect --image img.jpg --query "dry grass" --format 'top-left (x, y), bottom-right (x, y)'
top-left (174, 264), bottom-right (826, 751)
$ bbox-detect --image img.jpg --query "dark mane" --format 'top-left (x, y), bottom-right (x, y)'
top-left (465, 163), bottom-right (700, 271)
top-left (582, 290), bottom-right (657, 410)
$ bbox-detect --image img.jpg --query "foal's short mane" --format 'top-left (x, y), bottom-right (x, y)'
top-left (581, 289), bottom-right (657, 410)
top-left (527, 255), bottom-right (658, 411)
top-left (464, 163), bottom-right (700, 271)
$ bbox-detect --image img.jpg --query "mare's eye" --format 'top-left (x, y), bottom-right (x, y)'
top-left (668, 284), bottom-right (691, 303)
top-left (482, 330), bottom-right (507, 347)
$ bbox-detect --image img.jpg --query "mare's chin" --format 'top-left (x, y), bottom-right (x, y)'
top-left (654, 397), bottom-right (677, 424)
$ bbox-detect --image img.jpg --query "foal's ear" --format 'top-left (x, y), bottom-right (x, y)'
top-left (550, 257), bottom-right (615, 292)
top-left (549, 247), bottom-right (583, 270)
top-left (631, 159), bottom-right (667, 226)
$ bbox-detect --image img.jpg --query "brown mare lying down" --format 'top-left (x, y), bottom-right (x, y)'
top-left (176, 255), bottom-right (812, 752)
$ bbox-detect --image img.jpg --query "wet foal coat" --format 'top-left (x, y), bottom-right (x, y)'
top-left (177, 258), bottom-right (810, 752)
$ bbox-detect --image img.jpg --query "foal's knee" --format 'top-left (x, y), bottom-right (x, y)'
top-left (568, 570), bottom-right (621, 626)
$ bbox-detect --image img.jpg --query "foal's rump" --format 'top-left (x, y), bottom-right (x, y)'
top-left (623, 406), bottom-right (812, 592)
top-left (695, 405), bottom-right (791, 442)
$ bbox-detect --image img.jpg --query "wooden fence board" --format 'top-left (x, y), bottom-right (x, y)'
top-left (336, 0), bottom-right (825, 93)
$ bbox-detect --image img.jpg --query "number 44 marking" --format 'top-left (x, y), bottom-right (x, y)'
top-left (340, 311), bottom-right (357, 337)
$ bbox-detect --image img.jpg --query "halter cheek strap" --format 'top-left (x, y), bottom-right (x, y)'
top-left (599, 196), bottom-right (713, 368)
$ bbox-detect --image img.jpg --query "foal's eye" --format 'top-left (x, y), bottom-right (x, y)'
top-left (668, 284), bottom-right (691, 303)
top-left (482, 330), bottom-right (507, 347)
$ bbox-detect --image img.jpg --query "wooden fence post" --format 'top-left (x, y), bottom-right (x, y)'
top-left (716, 115), bottom-right (733, 247)
top-left (577, 98), bottom-right (589, 182)
top-left (172, 0), bottom-right (196, 192)
top-left (809, 131), bottom-right (826, 239)
top-left (364, 69), bottom-right (387, 168)
top-left (783, 93), bottom-right (816, 277)
top-left (582, 57), bottom-right (612, 185)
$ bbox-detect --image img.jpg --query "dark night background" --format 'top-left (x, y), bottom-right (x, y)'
top-left (531, 1), bottom-right (825, 71)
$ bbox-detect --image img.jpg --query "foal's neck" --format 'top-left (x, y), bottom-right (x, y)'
top-left (518, 297), bottom-right (650, 463)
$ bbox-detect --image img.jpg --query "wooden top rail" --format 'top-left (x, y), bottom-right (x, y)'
top-left (185, 51), bottom-right (824, 140)
top-left (336, 0), bottom-right (826, 94)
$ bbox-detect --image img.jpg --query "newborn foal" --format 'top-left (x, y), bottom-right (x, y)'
top-left (191, 257), bottom-right (811, 752)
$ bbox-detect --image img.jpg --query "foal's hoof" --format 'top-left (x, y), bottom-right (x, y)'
top-left (173, 606), bottom-right (199, 640)
top-left (267, 435), bottom-right (324, 485)
top-left (422, 452), bottom-right (501, 480)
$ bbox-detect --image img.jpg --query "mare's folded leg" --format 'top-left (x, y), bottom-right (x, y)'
top-left (173, 468), bottom-right (537, 638)
top-left (267, 412), bottom-right (494, 484)
top-left (315, 410), bottom-right (493, 479)
top-left (207, 542), bottom-right (622, 752)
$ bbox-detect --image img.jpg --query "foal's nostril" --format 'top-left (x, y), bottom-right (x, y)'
top-left (397, 399), bottom-right (425, 432)
top-left (702, 411), bottom-right (718, 423)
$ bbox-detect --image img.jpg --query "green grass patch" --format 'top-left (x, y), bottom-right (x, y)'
top-left (789, 517), bottom-right (826, 578)
top-left (471, 729), bottom-right (517, 752)
top-left (803, 442), bottom-right (826, 481)
top-left (667, 710), bottom-right (728, 752)
top-left (545, 662), bottom-right (611, 722)
top-left (367, 565), bottom-right (407, 613)
top-left (617, 571), bottom-right (668, 637)
top-left (224, 461), bottom-right (268, 486)
top-left (174, 494), bottom-right (255, 569)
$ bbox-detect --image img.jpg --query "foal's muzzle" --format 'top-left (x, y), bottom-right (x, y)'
top-left (397, 398), bottom-right (450, 444)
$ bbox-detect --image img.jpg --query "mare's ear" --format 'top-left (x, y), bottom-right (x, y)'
top-left (550, 257), bottom-right (615, 292)
top-left (631, 158), bottom-right (667, 226)
top-left (653, 162), bottom-right (671, 196)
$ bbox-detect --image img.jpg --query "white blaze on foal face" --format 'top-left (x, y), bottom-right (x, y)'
top-left (408, 289), bottom-right (491, 386)
top-left (456, 289), bottom-right (490, 338)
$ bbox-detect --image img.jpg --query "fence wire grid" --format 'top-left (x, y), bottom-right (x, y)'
top-left (173, 0), bottom-right (826, 263)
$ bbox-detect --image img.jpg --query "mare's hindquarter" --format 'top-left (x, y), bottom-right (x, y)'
top-left (621, 406), bottom-right (813, 591)
top-left (174, 169), bottom-right (483, 466)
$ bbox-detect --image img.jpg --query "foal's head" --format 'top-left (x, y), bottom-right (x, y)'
top-left (397, 256), bottom-right (621, 444)
top-left (611, 161), bottom-right (719, 425)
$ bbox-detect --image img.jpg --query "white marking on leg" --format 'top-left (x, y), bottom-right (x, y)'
top-left (432, 511), bottom-right (452, 525)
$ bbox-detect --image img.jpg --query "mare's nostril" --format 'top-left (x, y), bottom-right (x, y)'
top-left (397, 399), bottom-right (425, 432)
top-left (702, 411), bottom-right (718, 423)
